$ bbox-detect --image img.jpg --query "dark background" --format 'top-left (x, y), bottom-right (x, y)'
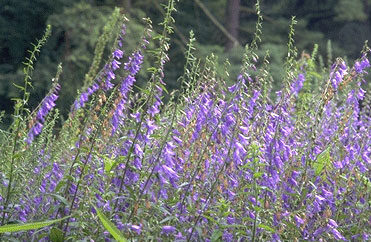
top-left (1, 0), bottom-right (370, 125)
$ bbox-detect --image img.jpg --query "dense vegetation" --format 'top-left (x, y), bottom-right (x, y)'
top-left (0, 0), bottom-right (370, 241)
top-left (1, 0), bottom-right (371, 125)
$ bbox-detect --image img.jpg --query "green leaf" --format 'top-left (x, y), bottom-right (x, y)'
top-left (202, 214), bottom-right (216, 224)
top-left (0, 216), bottom-right (70, 233)
top-left (12, 83), bottom-right (25, 91)
top-left (103, 155), bottom-right (116, 175)
top-left (47, 193), bottom-right (69, 206)
top-left (253, 172), bottom-right (264, 179)
top-left (210, 230), bottom-right (223, 242)
top-left (160, 216), bottom-right (176, 224)
top-left (54, 180), bottom-right (66, 193)
top-left (95, 206), bottom-right (127, 242)
top-left (313, 147), bottom-right (331, 176)
top-left (307, 71), bottom-right (322, 79)
top-left (49, 227), bottom-right (64, 242)
top-left (258, 223), bottom-right (275, 232)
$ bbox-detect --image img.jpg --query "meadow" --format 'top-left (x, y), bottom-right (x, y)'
top-left (0, 0), bottom-right (370, 241)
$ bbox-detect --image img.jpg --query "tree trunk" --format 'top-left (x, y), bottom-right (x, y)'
top-left (225, 0), bottom-right (240, 51)
top-left (363, 0), bottom-right (370, 24)
top-left (119, 0), bottom-right (131, 13)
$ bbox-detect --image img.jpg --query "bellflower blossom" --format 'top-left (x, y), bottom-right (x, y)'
top-left (124, 51), bottom-right (143, 75)
top-left (130, 224), bottom-right (142, 235)
top-left (291, 73), bottom-right (305, 96)
top-left (74, 25), bottom-right (127, 110)
top-left (111, 51), bottom-right (144, 134)
top-left (26, 84), bottom-right (60, 144)
top-left (162, 225), bottom-right (176, 235)
top-left (73, 82), bottom-right (99, 110)
top-left (329, 61), bottom-right (347, 90)
top-left (354, 56), bottom-right (370, 74)
top-left (147, 84), bottom-right (163, 117)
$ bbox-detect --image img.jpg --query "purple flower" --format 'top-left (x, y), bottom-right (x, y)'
top-left (131, 224), bottom-right (141, 235)
top-left (223, 231), bottom-right (233, 242)
top-left (331, 228), bottom-right (346, 241)
top-left (124, 51), bottom-right (144, 75)
top-left (74, 82), bottom-right (99, 110)
top-left (26, 84), bottom-right (60, 144)
top-left (111, 59), bottom-right (121, 71)
top-left (162, 225), bottom-right (176, 235)
top-left (233, 141), bottom-right (246, 161)
top-left (228, 83), bottom-right (239, 93)
top-left (354, 57), bottom-right (370, 73)
top-left (327, 219), bottom-right (338, 228)
top-left (315, 195), bottom-right (325, 203)
top-left (148, 102), bottom-right (160, 117)
top-left (162, 165), bottom-right (179, 180)
top-left (175, 232), bottom-right (185, 240)
top-left (272, 233), bottom-right (281, 242)
top-left (330, 61), bottom-right (347, 90)
top-left (291, 73), bottom-right (305, 95)
top-left (113, 49), bottom-right (124, 59)
top-left (294, 215), bottom-right (304, 228)
top-left (110, 51), bottom-right (144, 135)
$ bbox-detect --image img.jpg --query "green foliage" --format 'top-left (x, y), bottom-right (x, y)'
top-left (312, 147), bottom-right (331, 177)
top-left (284, 16), bottom-right (298, 90)
top-left (82, 7), bottom-right (125, 89)
top-left (334, 0), bottom-right (368, 22)
top-left (0, 216), bottom-right (70, 234)
top-left (45, 3), bottom-right (117, 108)
top-left (95, 207), bottom-right (127, 242)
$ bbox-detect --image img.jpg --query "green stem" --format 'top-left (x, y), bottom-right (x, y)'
top-left (187, 114), bottom-right (240, 241)
top-left (127, 99), bottom-right (179, 223)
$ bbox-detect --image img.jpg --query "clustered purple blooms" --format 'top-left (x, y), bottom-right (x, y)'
top-left (291, 73), bottom-right (305, 95)
top-left (74, 82), bottom-right (99, 110)
top-left (330, 60), bottom-right (347, 90)
top-left (73, 25), bottom-right (127, 110)
top-left (7, 27), bottom-right (371, 241)
top-left (26, 84), bottom-right (60, 144)
top-left (354, 56), bottom-right (370, 73)
top-left (111, 50), bottom-right (144, 134)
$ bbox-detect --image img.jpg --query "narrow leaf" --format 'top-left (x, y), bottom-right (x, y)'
top-left (258, 223), bottom-right (275, 232)
top-left (0, 216), bottom-right (70, 233)
top-left (313, 147), bottom-right (331, 176)
top-left (210, 230), bottom-right (223, 242)
top-left (95, 206), bottom-right (127, 242)
top-left (49, 227), bottom-right (64, 242)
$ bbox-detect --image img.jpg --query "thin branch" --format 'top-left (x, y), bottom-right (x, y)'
top-left (240, 6), bottom-right (276, 23)
top-left (152, 0), bottom-right (187, 51)
top-left (193, 0), bottom-right (240, 47)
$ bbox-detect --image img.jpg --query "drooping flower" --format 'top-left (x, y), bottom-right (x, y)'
top-left (131, 224), bottom-right (141, 235)
top-left (26, 84), bottom-right (60, 144)
top-left (354, 56), bottom-right (370, 73)
top-left (162, 225), bottom-right (176, 235)
top-left (124, 51), bottom-right (144, 75)
top-left (74, 82), bottom-right (99, 110)
top-left (330, 61), bottom-right (347, 90)
top-left (291, 73), bottom-right (305, 95)
top-left (110, 51), bottom-right (145, 135)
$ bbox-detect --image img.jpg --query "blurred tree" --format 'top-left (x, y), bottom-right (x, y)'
top-left (225, 0), bottom-right (241, 51)
top-left (0, 0), bottom-right (74, 125)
